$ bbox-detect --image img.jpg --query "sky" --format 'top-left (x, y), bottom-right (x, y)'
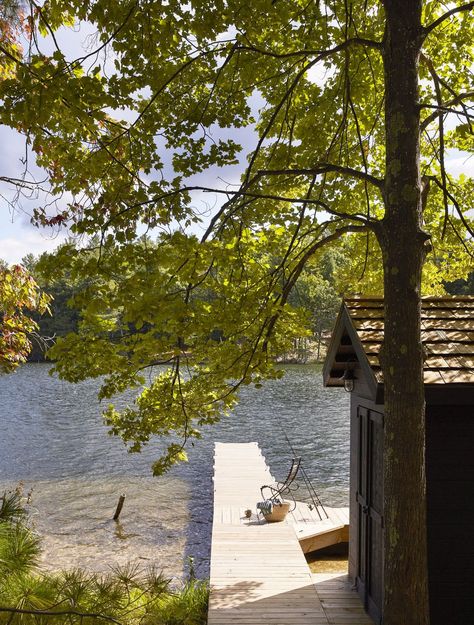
top-left (0, 121), bottom-right (249, 264)
top-left (0, 18), bottom-right (262, 264)
top-left (0, 19), bottom-right (89, 265)
top-left (0, 126), bottom-right (68, 264)
top-left (1, 19), bottom-right (473, 265)
top-left (1, 142), bottom-right (471, 265)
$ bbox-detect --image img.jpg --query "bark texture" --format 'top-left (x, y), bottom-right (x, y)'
top-left (377, 2), bottom-right (430, 624)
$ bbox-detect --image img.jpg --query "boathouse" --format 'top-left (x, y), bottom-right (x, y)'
top-left (323, 296), bottom-right (474, 625)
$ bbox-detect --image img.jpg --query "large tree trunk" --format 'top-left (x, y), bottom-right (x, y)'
top-left (376, 2), bottom-right (430, 624)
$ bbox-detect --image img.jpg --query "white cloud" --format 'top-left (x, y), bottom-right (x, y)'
top-left (445, 153), bottom-right (474, 178)
top-left (0, 231), bottom-right (67, 265)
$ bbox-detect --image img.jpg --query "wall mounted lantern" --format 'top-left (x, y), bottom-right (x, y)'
top-left (341, 360), bottom-right (357, 392)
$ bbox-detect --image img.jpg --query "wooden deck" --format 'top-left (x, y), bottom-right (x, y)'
top-left (208, 442), bottom-right (372, 625)
top-left (313, 574), bottom-right (374, 625)
top-left (289, 501), bottom-right (350, 553)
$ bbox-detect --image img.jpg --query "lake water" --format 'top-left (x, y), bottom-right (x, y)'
top-left (0, 363), bottom-right (349, 579)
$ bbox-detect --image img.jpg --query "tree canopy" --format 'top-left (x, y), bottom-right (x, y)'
top-left (1, 3), bottom-right (474, 621)
top-left (1, 0), bottom-right (472, 468)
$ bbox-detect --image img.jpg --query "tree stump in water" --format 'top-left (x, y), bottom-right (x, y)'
top-left (113, 494), bottom-right (125, 521)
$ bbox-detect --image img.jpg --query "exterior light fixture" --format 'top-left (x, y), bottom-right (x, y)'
top-left (341, 361), bottom-right (356, 392)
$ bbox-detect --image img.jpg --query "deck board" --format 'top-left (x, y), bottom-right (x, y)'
top-left (208, 442), bottom-right (326, 624)
top-left (313, 574), bottom-right (374, 625)
top-left (208, 442), bottom-right (372, 624)
top-left (288, 502), bottom-right (350, 552)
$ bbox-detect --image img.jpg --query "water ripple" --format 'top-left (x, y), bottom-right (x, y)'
top-left (0, 363), bottom-right (349, 579)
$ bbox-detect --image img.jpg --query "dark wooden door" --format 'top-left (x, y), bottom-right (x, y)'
top-left (356, 406), bottom-right (384, 624)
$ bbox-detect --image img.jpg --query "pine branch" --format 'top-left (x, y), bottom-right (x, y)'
top-left (0, 606), bottom-right (122, 624)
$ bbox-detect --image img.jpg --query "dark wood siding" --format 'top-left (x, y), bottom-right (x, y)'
top-left (352, 362), bottom-right (375, 402)
top-left (349, 394), bottom-right (359, 582)
top-left (426, 406), bottom-right (474, 625)
top-left (324, 298), bottom-right (474, 625)
top-left (349, 395), bottom-right (384, 624)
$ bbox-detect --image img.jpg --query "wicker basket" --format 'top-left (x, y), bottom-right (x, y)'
top-left (263, 501), bottom-right (290, 523)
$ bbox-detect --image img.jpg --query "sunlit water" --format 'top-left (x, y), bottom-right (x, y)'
top-left (0, 363), bottom-right (349, 579)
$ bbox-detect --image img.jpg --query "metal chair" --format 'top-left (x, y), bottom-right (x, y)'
top-left (260, 457), bottom-right (301, 511)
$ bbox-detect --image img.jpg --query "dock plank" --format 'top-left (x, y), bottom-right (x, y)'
top-left (313, 574), bottom-right (374, 625)
top-left (208, 442), bottom-right (326, 624)
top-left (208, 442), bottom-right (372, 625)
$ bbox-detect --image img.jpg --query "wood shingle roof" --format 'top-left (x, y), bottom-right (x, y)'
top-left (324, 296), bottom-right (474, 388)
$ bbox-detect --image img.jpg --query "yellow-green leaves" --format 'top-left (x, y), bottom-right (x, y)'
top-left (152, 446), bottom-right (188, 477)
top-left (40, 227), bottom-right (310, 471)
top-left (2, 0), bottom-right (473, 474)
top-left (0, 265), bottom-right (50, 373)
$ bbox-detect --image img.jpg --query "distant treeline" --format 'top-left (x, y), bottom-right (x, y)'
top-left (16, 243), bottom-right (345, 363)
top-left (15, 252), bottom-right (82, 362)
top-left (6, 245), bottom-right (474, 364)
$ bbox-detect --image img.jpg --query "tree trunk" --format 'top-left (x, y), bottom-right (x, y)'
top-left (377, 2), bottom-right (430, 624)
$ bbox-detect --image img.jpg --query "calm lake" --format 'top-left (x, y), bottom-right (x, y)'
top-left (0, 363), bottom-right (349, 579)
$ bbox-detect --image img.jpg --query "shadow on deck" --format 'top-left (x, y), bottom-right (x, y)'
top-left (208, 574), bottom-right (374, 625)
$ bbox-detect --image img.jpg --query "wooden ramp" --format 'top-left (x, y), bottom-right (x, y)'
top-left (290, 502), bottom-right (350, 553)
top-left (208, 442), bottom-right (354, 625)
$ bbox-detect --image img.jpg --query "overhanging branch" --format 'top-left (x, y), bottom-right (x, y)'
top-left (236, 36), bottom-right (382, 60)
top-left (424, 2), bottom-right (474, 37)
top-left (420, 92), bottom-right (474, 131)
top-left (428, 175), bottom-right (474, 238)
top-left (262, 223), bottom-right (370, 349)
top-left (256, 164), bottom-right (384, 188)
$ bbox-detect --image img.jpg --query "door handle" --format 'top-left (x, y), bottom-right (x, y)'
top-left (362, 505), bottom-right (369, 514)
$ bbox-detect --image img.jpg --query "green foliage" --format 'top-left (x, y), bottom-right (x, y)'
top-left (445, 270), bottom-right (474, 296)
top-left (0, 489), bottom-right (27, 523)
top-left (0, 1), bottom-right (27, 80)
top-left (0, 265), bottom-right (50, 372)
top-left (0, 491), bottom-right (209, 625)
top-left (0, 522), bottom-right (41, 576)
top-left (287, 249), bottom-right (344, 358)
top-left (0, 1), bottom-right (473, 473)
top-left (144, 579), bottom-right (209, 625)
top-left (15, 251), bottom-right (83, 361)
top-left (42, 232), bottom-right (301, 467)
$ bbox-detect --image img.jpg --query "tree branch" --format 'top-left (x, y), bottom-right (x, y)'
top-left (428, 175), bottom-right (474, 238)
top-left (236, 36), bottom-right (382, 60)
top-left (423, 55), bottom-right (451, 238)
top-left (420, 92), bottom-right (474, 131)
top-left (262, 223), bottom-right (370, 349)
top-left (420, 103), bottom-right (474, 118)
top-left (424, 2), bottom-right (474, 37)
top-left (0, 42), bottom-right (24, 66)
top-left (122, 45), bottom-right (227, 137)
top-left (0, 606), bottom-right (122, 624)
top-left (242, 57), bottom-right (320, 186)
top-left (99, 169), bottom-right (378, 236)
top-left (256, 164), bottom-right (384, 188)
top-left (62, 1), bottom-right (138, 74)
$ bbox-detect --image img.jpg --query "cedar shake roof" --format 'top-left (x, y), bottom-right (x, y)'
top-left (323, 296), bottom-right (474, 390)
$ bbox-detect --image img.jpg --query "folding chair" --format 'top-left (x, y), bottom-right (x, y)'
top-left (260, 457), bottom-right (301, 511)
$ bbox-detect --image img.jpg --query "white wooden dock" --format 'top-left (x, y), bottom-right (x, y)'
top-left (208, 442), bottom-right (371, 625)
